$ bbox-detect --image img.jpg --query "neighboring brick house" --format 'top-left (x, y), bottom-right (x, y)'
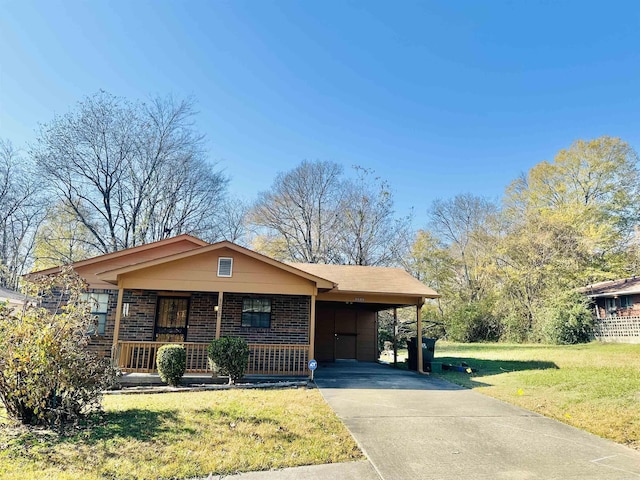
top-left (30, 235), bottom-right (439, 375)
top-left (580, 276), bottom-right (640, 343)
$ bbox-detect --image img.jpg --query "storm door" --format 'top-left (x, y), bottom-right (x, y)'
top-left (154, 297), bottom-right (190, 342)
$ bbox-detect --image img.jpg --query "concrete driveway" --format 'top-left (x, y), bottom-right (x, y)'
top-left (315, 362), bottom-right (640, 480)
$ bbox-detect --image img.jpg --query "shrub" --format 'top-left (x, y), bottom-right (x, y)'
top-left (207, 337), bottom-right (249, 384)
top-left (156, 345), bottom-right (187, 386)
top-left (0, 267), bottom-right (115, 428)
top-left (445, 300), bottom-right (502, 342)
top-left (500, 312), bottom-right (533, 343)
top-left (539, 291), bottom-right (594, 345)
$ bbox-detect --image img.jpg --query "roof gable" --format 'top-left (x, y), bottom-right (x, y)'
top-left (96, 241), bottom-right (336, 291)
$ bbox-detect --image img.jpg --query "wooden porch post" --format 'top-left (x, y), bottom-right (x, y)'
top-left (417, 303), bottom-right (424, 374)
top-left (111, 282), bottom-right (124, 366)
top-left (309, 292), bottom-right (316, 365)
top-left (393, 307), bottom-right (398, 368)
top-left (215, 291), bottom-right (224, 339)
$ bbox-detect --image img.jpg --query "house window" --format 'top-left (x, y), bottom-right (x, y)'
top-left (218, 257), bottom-right (233, 277)
top-left (605, 297), bottom-right (617, 312)
top-left (620, 295), bottom-right (633, 309)
top-left (81, 292), bottom-right (109, 335)
top-left (241, 298), bottom-right (271, 328)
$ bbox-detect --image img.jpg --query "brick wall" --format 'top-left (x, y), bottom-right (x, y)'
top-left (595, 293), bottom-right (640, 319)
top-left (40, 288), bottom-right (311, 363)
top-left (186, 292), bottom-right (218, 342)
top-left (118, 290), bottom-right (157, 342)
top-left (220, 293), bottom-right (310, 344)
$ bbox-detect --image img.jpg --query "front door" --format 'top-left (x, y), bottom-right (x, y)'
top-left (155, 297), bottom-right (189, 342)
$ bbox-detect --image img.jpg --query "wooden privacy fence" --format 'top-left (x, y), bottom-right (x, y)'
top-left (594, 316), bottom-right (640, 344)
top-left (116, 341), bottom-right (309, 375)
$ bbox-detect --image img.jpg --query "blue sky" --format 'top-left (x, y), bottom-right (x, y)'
top-left (2, 0), bottom-right (639, 227)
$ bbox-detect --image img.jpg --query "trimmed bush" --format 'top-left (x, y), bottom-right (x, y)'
top-left (156, 344), bottom-right (186, 387)
top-left (207, 337), bottom-right (249, 384)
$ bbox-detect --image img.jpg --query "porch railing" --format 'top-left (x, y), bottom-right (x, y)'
top-left (115, 341), bottom-right (309, 375)
top-left (246, 343), bottom-right (309, 375)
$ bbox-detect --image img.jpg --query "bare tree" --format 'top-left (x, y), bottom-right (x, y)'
top-left (250, 162), bottom-right (413, 265)
top-left (250, 160), bottom-right (344, 263)
top-left (336, 167), bottom-right (412, 266)
top-left (31, 91), bottom-right (228, 255)
top-left (429, 193), bottom-right (499, 301)
top-left (0, 140), bottom-right (47, 288)
top-left (210, 197), bottom-right (251, 245)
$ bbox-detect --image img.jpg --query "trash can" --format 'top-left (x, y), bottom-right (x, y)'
top-left (407, 337), bottom-right (436, 372)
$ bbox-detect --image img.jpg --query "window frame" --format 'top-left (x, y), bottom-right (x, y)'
top-left (81, 292), bottom-right (109, 335)
top-left (217, 257), bottom-right (233, 277)
top-left (620, 295), bottom-right (634, 309)
top-left (241, 297), bottom-right (272, 328)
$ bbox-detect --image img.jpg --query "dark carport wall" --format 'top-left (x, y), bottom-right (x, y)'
top-left (291, 262), bottom-right (439, 373)
top-left (314, 301), bottom-right (427, 367)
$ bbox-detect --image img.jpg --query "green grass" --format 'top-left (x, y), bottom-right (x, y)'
top-left (0, 389), bottom-right (362, 479)
top-left (433, 341), bottom-right (640, 450)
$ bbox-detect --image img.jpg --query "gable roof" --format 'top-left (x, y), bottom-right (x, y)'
top-left (96, 241), bottom-right (336, 290)
top-left (26, 234), bottom-right (439, 301)
top-left (580, 276), bottom-right (640, 297)
top-left (289, 263), bottom-right (439, 298)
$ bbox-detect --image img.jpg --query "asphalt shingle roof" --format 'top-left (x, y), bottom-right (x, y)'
top-left (288, 263), bottom-right (439, 297)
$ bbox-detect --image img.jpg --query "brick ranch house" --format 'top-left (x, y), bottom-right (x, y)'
top-left (30, 234), bottom-right (439, 376)
top-left (580, 276), bottom-right (640, 343)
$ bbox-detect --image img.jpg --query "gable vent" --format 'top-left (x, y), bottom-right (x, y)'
top-left (217, 257), bottom-right (233, 277)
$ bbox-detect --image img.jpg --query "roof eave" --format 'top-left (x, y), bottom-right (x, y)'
top-left (324, 288), bottom-right (440, 299)
top-left (587, 290), bottom-right (640, 298)
top-left (25, 234), bottom-right (209, 278)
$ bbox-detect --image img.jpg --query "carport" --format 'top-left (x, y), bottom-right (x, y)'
top-left (290, 263), bottom-right (439, 372)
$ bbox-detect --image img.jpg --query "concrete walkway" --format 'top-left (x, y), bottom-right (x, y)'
top-left (315, 362), bottom-right (640, 480)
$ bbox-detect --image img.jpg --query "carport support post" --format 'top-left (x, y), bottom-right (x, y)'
top-left (393, 307), bottom-right (398, 368)
top-left (417, 303), bottom-right (424, 374)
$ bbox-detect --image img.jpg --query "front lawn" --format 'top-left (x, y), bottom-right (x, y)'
top-left (0, 388), bottom-right (362, 479)
top-left (433, 341), bottom-right (640, 450)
